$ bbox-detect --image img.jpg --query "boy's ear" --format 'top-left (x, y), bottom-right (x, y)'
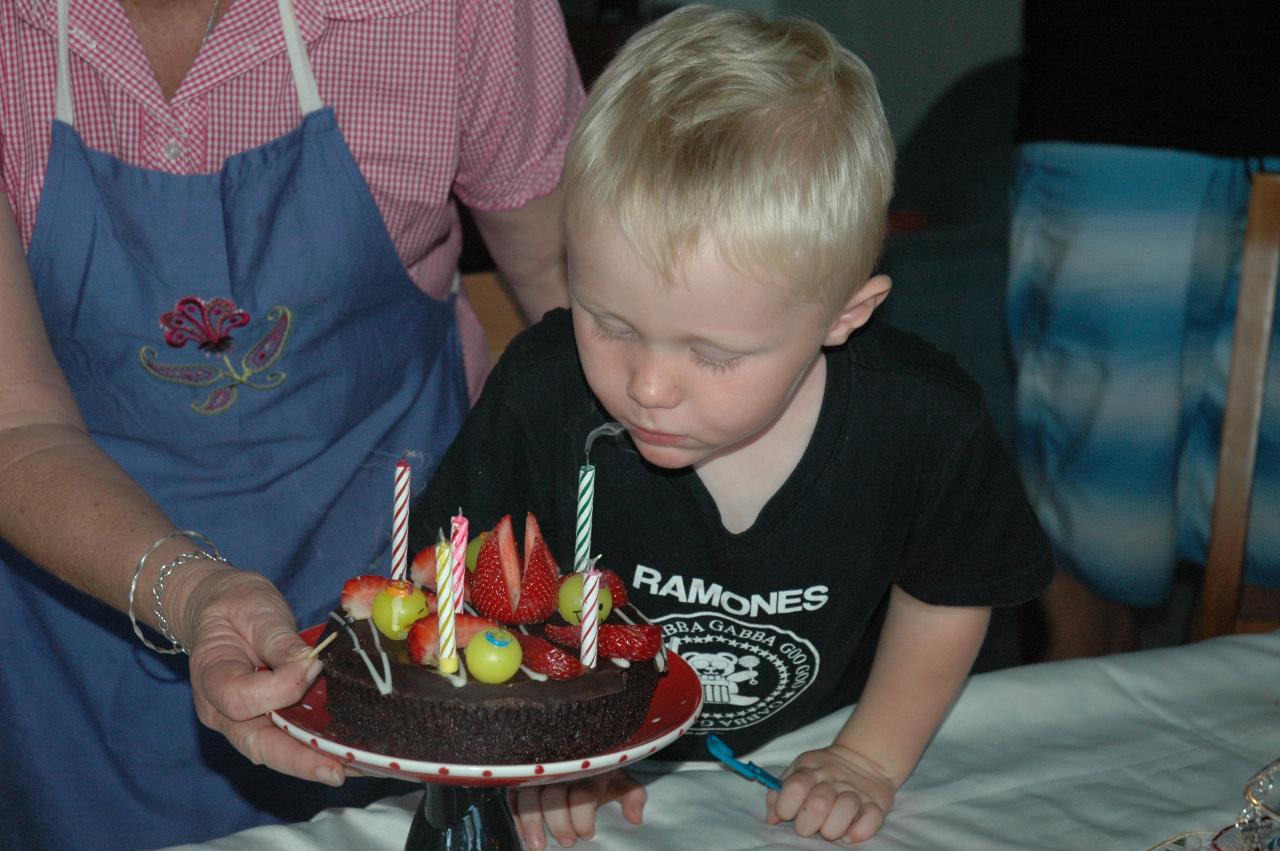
top-left (824, 274), bottom-right (891, 346)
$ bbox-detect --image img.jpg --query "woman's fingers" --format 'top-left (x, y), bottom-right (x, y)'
top-left (192, 638), bottom-right (320, 722)
top-left (214, 712), bottom-right (344, 786)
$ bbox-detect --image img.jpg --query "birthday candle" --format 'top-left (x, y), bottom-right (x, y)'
top-left (575, 464), bottom-right (595, 575)
top-left (580, 563), bottom-right (600, 668)
top-left (435, 530), bottom-right (458, 673)
top-left (449, 510), bottom-right (468, 615)
top-left (391, 460), bottom-right (410, 581)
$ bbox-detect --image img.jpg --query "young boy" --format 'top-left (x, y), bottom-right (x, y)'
top-left (410, 6), bottom-right (1051, 846)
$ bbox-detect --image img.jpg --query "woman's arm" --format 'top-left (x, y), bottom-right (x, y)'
top-left (0, 193), bottom-right (188, 614)
top-left (469, 187), bottom-right (571, 324)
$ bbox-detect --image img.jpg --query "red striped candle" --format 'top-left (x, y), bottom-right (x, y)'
top-left (391, 460), bottom-right (410, 580)
top-left (580, 563), bottom-right (600, 668)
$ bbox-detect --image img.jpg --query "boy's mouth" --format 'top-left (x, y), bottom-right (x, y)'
top-left (627, 424), bottom-right (686, 447)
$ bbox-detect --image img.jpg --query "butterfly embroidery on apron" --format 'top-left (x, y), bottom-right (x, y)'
top-left (139, 296), bottom-right (293, 414)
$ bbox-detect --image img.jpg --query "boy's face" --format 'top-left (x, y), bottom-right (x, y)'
top-left (567, 218), bottom-right (886, 471)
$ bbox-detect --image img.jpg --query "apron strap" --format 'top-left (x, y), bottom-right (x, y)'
top-left (278, 0), bottom-right (323, 115)
top-left (52, 0), bottom-right (324, 126)
top-left (55, 0), bottom-right (73, 124)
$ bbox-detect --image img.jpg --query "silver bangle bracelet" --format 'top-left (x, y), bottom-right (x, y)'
top-left (128, 530), bottom-right (223, 655)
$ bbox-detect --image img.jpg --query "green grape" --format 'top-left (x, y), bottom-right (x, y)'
top-left (466, 532), bottom-right (489, 572)
top-left (556, 573), bottom-right (613, 625)
top-left (464, 628), bottom-right (523, 683)
top-left (371, 581), bottom-right (429, 640)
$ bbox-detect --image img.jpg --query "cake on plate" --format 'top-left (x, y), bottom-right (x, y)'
top-left (317, 513), bottom-right (667, 765)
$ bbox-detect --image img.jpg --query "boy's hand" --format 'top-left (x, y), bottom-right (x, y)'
top-left (765, 744), bottom-right (895, 844)
top-left (511, 769), bottom-right (645, 848)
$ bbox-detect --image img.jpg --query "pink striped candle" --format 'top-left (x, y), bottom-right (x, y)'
top-left (390, 460), bottom-right (410, 580)
top-left (579, 561), bottom-right (600, 667)
top-left (449, 510), bottom-right (468, 615)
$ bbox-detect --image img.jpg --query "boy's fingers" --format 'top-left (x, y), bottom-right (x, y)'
top-left (611, 779), bottom-right (646, 825)
top-left (793, 783), bottom-right (837, 837)
top-left (844, 801), bottom-right (886, 844)
top-left (820, 792), bottom-right (863, 842)
top-left (764, 788), bottom-right (780, 824)
top-left (772, 771), bottom-right (816, 822)
top-left (512, 787), bottom-right (549, 850)
top-left (538, 784), bottom-right (580, 848)
top-left (566, 781), bottom-right (601, 840)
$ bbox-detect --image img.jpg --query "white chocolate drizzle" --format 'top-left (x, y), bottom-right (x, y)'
top-left (330, 612), bottom-right (394, 695)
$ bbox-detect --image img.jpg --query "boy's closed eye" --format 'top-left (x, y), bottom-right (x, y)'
top-left (590, 312), bottom-right (746, 373)
top-left (590, 314), bottom-right (636, 342)
top-left (692, 347), bottom-right (743, 373)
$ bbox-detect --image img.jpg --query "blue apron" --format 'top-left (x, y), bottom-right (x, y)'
top-left (0, 0), bottom-right (468, 847)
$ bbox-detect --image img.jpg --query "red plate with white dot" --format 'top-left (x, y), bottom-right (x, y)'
top-left (268, 625), bottom-right (703, 787)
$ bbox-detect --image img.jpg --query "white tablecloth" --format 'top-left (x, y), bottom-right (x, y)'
top-left (170, 632), bottom-right (1280, 850)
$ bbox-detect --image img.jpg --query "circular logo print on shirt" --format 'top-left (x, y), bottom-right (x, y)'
top-left (653, 612), bottom-right (819, 733)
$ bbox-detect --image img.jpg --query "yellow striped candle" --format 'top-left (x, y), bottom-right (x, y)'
top-left (435, 530), bottom-right (458, 673)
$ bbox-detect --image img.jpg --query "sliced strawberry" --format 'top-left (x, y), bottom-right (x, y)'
top-left (543, 623), bottom-right (581, 648)
top-left (470, 517), bottom-right (516, 621)
top-left (468, 514), bottom-right (560, 624)
top-left (513, 632), bottom-right (584, 680)
top-left (599, 569), bottom-right (629, 607)
top-left (511, 514), bottom-right (559, 623)
top-left (545, 623), bottom-right (662, 660)
top-left (406, 613), bottom-right (499, 666)
top-left (599, 624), bottom-right (663, 660)
top-left (413, 542), bottom-right (473, 603)
top-left (340, 574), bottom-right (392, 620)
top-left (410, 545), bottom-right (437, 588)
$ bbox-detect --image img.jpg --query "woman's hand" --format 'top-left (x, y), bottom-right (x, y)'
top-left (765, 744), bottom-right (895, 844)
top-left (176, 565), bottom-right (348, 786)
top-left (511, 769), bottom-right (646, 848)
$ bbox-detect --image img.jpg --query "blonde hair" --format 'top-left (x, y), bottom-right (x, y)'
top-left (563, 4), bottom-right (895, 308)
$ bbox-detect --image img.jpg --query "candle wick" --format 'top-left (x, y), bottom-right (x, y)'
top-left (584, 421), bottom-right (626, 459)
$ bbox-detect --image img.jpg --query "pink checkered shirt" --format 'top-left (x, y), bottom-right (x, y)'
top-left (1, 0), bottom-right (584, 397)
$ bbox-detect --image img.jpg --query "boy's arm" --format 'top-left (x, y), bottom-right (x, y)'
top-left (835, 584), bottom-right (989, 783)
top-left (768, 585), bottom-right (989, 842)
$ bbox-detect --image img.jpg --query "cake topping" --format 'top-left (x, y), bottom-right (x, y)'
top-left (405, 612), bottom-right (499, 667)
top-left (470, 513), bottom-right (559, 624)
top-left (371, 580), bottom-right (430, 640)
top-left (340, 574), bottom-right (394, 620)
top-left (513, 632), bottom-right (587, 680)
top-left (330, 611), bottom-right (394, 695)
top-left (557, 571), bottom-right (613, 624)
top-left (543, 623), bottom-right (664, 662)
top-left (463, 628), bottom-right (524, 683)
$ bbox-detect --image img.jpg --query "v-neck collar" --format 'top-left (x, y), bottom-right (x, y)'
top-left (19, 0), bottom-right (329, 115)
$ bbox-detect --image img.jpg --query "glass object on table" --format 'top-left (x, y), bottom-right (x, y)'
top-left (1147, 757), bottom-right (1278, 851)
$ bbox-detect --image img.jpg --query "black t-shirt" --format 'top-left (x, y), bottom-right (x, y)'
top-left (1018, 1), bottom-right (1280, 157)
top-left (410, 309), bottom-right (1052, 759)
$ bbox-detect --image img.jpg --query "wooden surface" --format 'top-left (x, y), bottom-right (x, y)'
top-left (460, 271), bottom-right (527, 364)
top-left (1198, 172), bottom-right (1280, 639)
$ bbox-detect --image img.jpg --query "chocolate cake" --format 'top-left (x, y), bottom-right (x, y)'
top-left (318, 608), bottom-right (665, 765)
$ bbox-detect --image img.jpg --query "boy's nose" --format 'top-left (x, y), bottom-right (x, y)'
top-left (627, 351), bottom-right (681, 409)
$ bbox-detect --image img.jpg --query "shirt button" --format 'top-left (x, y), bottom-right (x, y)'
top-left (163, 139), bottom-right (183, 161)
